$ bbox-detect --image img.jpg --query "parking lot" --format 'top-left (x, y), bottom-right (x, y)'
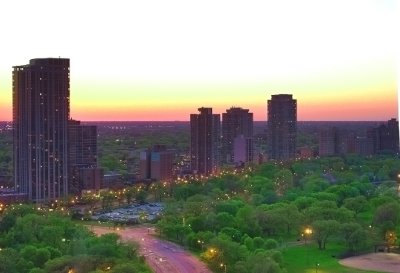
top-left (91, 202), bottom-right (164, 223)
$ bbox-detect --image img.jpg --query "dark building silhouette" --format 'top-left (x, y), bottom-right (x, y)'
top-left (140, 145), bottom-right (174, 181)
top-left (267, 94), bottom-right (297, 160)
top-left (233, 135), bottom-right (254, 165)
top-left (190, 107), bottom-right (220, 175)
top-left (68, 120), bottom-right (102, 193)
top-left (13, 58), bottom-right (70, 202)
top-left (371, 118), bottom-right (399, 154)
top-left (355, 136), bottom-right (374, 156)
top-left (319, 128), bottom-right (353, 156)
top-left (222, 107), bottom-right (253, 164)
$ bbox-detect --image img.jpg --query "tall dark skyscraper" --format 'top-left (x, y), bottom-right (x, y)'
top-left (190, 107), bottom-right (220, 175)
top-left (13, 58), bottom-right (70, 202)
top-left (267, 94), bottom-right (297, 160)
top-left (222, 107), bottom-right (253, 163)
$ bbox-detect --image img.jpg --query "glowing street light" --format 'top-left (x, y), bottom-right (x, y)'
top-left (397, 174), bottom-right (400, 196)
top-left (197, 239), bottom-right (205, 250)
top-left (220, 263), bottom-right (227, 273)
top-left (304, 227), bottom-right (313, 265)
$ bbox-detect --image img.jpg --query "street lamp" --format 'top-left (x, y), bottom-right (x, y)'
top-left (220, 263), bottom-right (227, 273)
top-left (197, 240), bottom-right (205, 250)
top-left (304, 227), bottom-right (313, 243)
top-left (397, 174), bottom-right (400, 196)
top-left (304, 227), bottom-right (313, 265)
top-left (315, 263), bottom-right (319, 273)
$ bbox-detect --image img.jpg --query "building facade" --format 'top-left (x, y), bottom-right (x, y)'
top-left (371, 118), bottom-right (399, 154)
top-left (267, 94), bottom-right (297, 160)
top-left (233, 135), bottom-right (254, 166)
top-left (190, 107), bottom-right (220, 175)
top-left (140, 145), bottom-right (174, 181)
top-left (222, 107), bottom-right (253, 164)
top-left (319, 128), bottom-right (353, 156)
top-left (68, 119), bottom-right (102, 193)
top-left (13, 58), bottom-right (70, 202)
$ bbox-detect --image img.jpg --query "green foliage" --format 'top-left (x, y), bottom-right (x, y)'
top-left (342, 196), bottom-right (368, 216)
top-left (155, 154), bottom-right (400, 272)
top-left (339, 222), bottom-right (368, 252)
top-left (312, 220), bottom-right (340, 250)
top-left (373, 202), bottom-right (400, 236)
top-left (245, 251), bottom-right (284, 273)
top-left (0, 209), bottom-right (151, 273)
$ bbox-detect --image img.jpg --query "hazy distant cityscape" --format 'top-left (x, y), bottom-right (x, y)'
top-left (1, 58), bottom-right (398, 203)
top-left (0, 1), bottom-right (397, 272)
top-left (0, 57), bottom-right (399, 273)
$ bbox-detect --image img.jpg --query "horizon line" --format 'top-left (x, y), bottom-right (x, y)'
top-left (0, 119), bottom-right (396, 123)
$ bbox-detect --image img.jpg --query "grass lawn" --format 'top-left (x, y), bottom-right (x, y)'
top-left (282, 243), bottom-right (384, 273)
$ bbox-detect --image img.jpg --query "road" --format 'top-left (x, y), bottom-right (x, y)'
top-left (91, 226), bottom-right (213, 273)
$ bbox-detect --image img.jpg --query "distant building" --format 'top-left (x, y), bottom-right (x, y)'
top-left (355, 136), bottom-right (374, 156)
top-left (68, 120), bottom-right (102, 193)
top-left (139, 150), bottom-right (151, 180)
top-left (190, 107), bottom-right (220, 175)
top-left (319, 119), bottom-right (399, 157)
top-left (319, 128), bottom-right (335, 156)
top-left (0, 189), bottom-right (28, 205)
top-left (103, 172), bottom-right (123, 189)
top-left (233, 135), bottom-right (254, 166)
top-left (222, 107), bottom-right (253, 163)
top-left (297, 146), bottom-right (314, 159)
top-left (267, 94), bottom-right (297, 160)
top-left (319, 128), bottom-right (352, 156)
top-left (371, 118), bottom-right (399, 154)
top-left (13, 58), bottom-right (70, 202)
top-left (140, 145), bottom-right (174, 181)
top-left (77, 168), bottom-right (103, 191)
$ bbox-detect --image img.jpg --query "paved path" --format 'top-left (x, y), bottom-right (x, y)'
top-left (91, 226), bottom-right (212, 273)
top-left (339, 253), bottom-right (400, 273)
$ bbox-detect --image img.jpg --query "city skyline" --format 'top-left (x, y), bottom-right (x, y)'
top-left (0, 0), bottom-right (397, 121)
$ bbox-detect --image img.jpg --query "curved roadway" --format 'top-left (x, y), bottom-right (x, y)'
top-left (91, 226), bottom-right (212, 273)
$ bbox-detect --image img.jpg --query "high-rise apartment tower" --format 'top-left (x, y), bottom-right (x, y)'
top-left (267, 94), bottom-right (297, 160)
top-left (190, 107), bottom-right (220, 175)
top-left (13, 58), bottom-right (70, 202)
top-left (222, 107), bottom-right (253, 164)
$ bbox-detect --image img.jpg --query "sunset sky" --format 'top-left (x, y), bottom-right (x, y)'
top-left (0, 0), bottom-right (397, 121)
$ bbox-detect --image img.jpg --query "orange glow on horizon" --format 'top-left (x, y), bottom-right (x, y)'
top-left (1, 94), bottom-right (397, 122)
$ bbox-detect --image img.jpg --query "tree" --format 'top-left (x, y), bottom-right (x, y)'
top-left (0, 248), bottom-right (19, 273)
top-left (32, 248), bottom-right (51, 268)
top-left (124, 188), bottom-right (135, 204)
top-left (111, 263), bottom-right (145, 273)
top-left (264, 239), bottom-right (278, 250)
top-left (343, 196), bottom-right (368, 217)
top-left (272, 204), bottom-right (301, 234)
top-left (274, 169), bottom-right (293, 195)
top-left (236, 205), bottom-right (261, 237)
top-left (134, 188), bottom-right (148, 204)
top-left (220, 227), bottom-right (242, 242)
top-left (340, 223), bottom-right (368, 252)
top-left (215, 200), bottom-right (244, 216)
top-left (245, 251), bottom-right (284, 273)
top-left (312, 220), bottom-right (340, 250)
top-left (373, 202), bottom-right (400, 234)
top-left (216, 212), bottom-right (236, 231)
